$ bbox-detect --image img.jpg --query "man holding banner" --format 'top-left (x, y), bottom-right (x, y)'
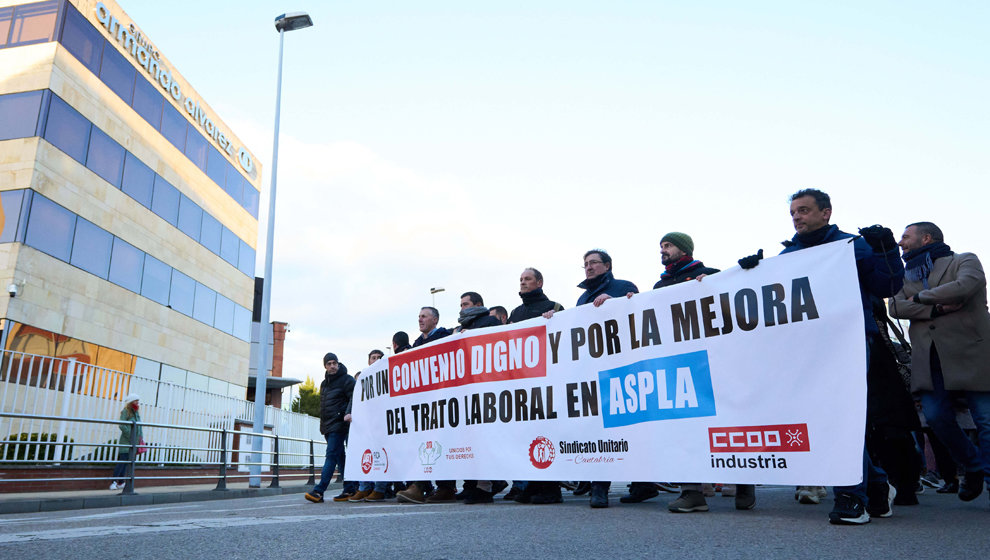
top-left (740, 188), bottom-right (904, 524)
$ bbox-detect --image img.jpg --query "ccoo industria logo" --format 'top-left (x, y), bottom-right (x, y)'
top-left (529, 436), bottom-right (555, 469)
top-left (708, 423), bottom-right (811, 453)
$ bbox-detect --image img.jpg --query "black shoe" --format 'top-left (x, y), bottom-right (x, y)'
top-left (828, 493), bottom-right (870, 525)
top-left (304, 491), bottom-right (324, 503)
top-left (619, 484), bottom-right (659, 503)
top-left (531, 485), bottom-right (563, 505)
top-left (492, 480), bottom-right (509, 495)
top-left (590, 485), bottom-right (609, 508)
top-left (937, 480), bottom-right (959, 494)
top-left (573, 481), bottom-right (592, 496)
top-left (959, 471), bottom-right (985, 502)
top-left (456, 480), bottom-right (478, 500)
top-left (866, 482), bottom-right (894, 518)
top-left (893, 492), bottom-right (918, 506)
top-left (463, 488), bottom-right (494, 504)
top-left (734, 484), bottom-right (756, 510)
top-left (504, 487), bottom-right (521, 500)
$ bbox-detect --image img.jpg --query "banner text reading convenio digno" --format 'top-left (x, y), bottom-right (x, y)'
top-left (346, 240), bottom-right (866, 485)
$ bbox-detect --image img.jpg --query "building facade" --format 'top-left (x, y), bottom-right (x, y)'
top-left (0, 0), bottom-right (262, 400)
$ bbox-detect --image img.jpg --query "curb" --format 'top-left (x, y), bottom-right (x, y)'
top-left (0, 484), bottom-right (318, 514)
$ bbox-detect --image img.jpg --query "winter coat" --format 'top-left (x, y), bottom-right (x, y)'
top-left (888, 252), bottom-right (990, 392)
top-left (780, 224), bottom-right (903, 335)
top-left (460, 313), bottom-right (502, 330)
top-left (414, 327), bottom-right (452, 347)
top-left (577, 271), bottom-right (638, 306)
top-left (653, 261), bottom-right (720, 289)
top-left (117, 407), bottom-right (143, 449)
top-left (319, 363), bottom-right (355, 435)
top-left (509, 288), bottom-right (563, 323)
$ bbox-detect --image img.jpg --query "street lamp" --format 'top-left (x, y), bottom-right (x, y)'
top-left (249, 11), bottom-right (313, 488)
top-left (430, 287), bottom-right (445, 307)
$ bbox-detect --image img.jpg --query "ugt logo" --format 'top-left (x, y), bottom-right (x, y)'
top-left (529, 436), bottom-right (555, 469)
top-left (419, 441), bottom-right (442, 466)
top-left (361, 449), bottom-right (373, 474)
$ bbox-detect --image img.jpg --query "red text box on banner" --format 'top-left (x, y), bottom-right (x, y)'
top-left (390, 326), bottom-right (547, 397)
top-left (708, 423), bottom-right (811, 453)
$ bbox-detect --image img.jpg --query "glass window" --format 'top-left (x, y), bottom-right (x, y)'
top-left (0, 190), bottom-right (25, 242)
top-left (120, 153), bottom-right (154, 209)
top-left (184, 125), bottom-right (208, 171)
top-left (0, 8), bottom-right (12, 48)
top-left (24, 194), bottom-right (75, 261)
top-left (168, 269), bottom-right (195, 316)
top-left (43, 95), bottom-right (91, 164)
top-left (132, 77), bottom-right (163, 129)
top-left (59, 4), bottom-right (103, 74)
top-left (98, 44), bottom-right (136, 105)
top-left (0, 90), bottom-right (43, 140)
top-left (8, 1), bottom-right (57, 47)
top-left (85, 127), bottom-right (125, 187)
top-left (237, 241), bottom-right (255, 277)
top-left (176, 194), bottom-right (203, 241)
top-left (214, 295), bottom-right (235, 334)
top-left (206, 146), bottom-right (227, 189)
top-left (160, 103), bottom-right (186, 152)
top-left (192, 283), bottom-right (216, 325)
top-left (200, 213), bottom-right (221, 255)
top-left (151, 175), bottom-right (179, 226)
top-left (108, 237), bottom-right (144, 293)
top-left (69, 217), bottom-right (112, 279)
top-left (233, 304), bottom-right (252, 341)
top-left (141, 254), bottom-right (171, 306)
top-left (241, 183), bottom-right (260, 217)
top-left (220, 227), bottom-right (239, 266)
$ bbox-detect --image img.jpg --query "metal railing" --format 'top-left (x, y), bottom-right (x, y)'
top-left (0, 349), bottom-right (324, 468)
top-left (0, 411), bottom-right (322, 492)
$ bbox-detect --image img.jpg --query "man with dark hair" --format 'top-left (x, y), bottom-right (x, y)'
top-left (456, 292), bottom-right (501, 333)
top-left (305, 353), bottom-right (357, 504)
top-left (398, 308), bottom-right (455, 504)
top-left (368, 349), bottom-right (384, 362)
top-left (392, 331), bottom-right (412, 354)
top-left (889, 222), bottom-right (990, 506)
top-left (489, 306), bottom-right (509, 325)
top-left (738, 187), bottom-right (904, 525)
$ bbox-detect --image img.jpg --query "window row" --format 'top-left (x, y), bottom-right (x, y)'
top-left (0, 1), bottom-right (259, 218)
top-left (8, 190), bottom-right (252, 342)
top-left (0, 89), bottom-right (255, 278)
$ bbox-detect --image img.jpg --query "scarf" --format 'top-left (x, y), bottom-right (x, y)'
top-left (795, 225), bottom-right (833, 247)
top-left (458, 305), bottom-right (490, 326)
top-left (520, 288), bottom-right (550, 305)
top-left (578, 271), bottom-right (610, 292)
top-left (661, 256), bottom-right (697, 280)
top-left (903, 242), bottom-right (953, 289)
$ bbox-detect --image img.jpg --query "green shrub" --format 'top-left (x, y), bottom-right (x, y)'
top-left (1, 433), bottom-right (74, 461)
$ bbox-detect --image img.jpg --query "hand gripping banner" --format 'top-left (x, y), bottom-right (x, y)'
top-left (347, 240), bottom-right (866, 485)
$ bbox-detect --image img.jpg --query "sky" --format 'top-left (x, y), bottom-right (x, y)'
top-left (120, 1), bottom-right (989, 393)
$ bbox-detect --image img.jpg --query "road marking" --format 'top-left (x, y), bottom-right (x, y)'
top-left (0, 511), bottom-right (444, 544)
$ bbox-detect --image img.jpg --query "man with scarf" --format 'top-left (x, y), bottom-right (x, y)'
top-left (305, 353), bottom-right (357, 503)
top-left (738, 188), bottom-right (904, 524)
top-left (888, 222), bottom-right (990, 507)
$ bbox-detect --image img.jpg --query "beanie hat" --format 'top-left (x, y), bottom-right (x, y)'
top-left (661, 232), bottom-right (694, 255)
top-left (123, 393), bottom-right (140, 405)
top-left (323, 352), bottom-right (338, 365)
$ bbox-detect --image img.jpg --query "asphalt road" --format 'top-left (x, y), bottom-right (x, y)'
top-left (2, 485), bottom-right (988, 559)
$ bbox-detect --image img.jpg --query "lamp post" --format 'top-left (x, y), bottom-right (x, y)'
top-left (430, 287), bottom-right (445, 307)
top-left (249, 11), bottom-right (313, 488)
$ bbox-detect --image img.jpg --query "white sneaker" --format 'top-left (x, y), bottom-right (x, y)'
top-left (109, 482), bottom-right (119, 490)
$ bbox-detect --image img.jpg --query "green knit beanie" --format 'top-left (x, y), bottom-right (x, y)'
top-left (660, 232), bottom-right (694, 255)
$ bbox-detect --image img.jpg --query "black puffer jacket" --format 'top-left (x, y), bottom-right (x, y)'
top-left (653, 260), bottom-right (720, 289)
top-left (319, 363), bottom-right (355, 435)
top-left (509, 288), bottom-right (563, 323)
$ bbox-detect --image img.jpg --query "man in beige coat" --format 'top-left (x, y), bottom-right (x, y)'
top-left (888, 222), bottom-right (990, 505)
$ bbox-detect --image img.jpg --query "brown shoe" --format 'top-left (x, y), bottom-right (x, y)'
top-left (348, 490), bottom-right (371, 502)
top-left (426, 486), bottom-right (457, 503)
top-left (397, 483), bottom-right (427, 504)
top-left (364, 490), bottom-right (386, 502)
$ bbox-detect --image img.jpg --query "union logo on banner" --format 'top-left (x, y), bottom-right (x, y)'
top-left (708, 423), bottom-right (811, 453)
top-left (529, 436), bottom-right (555, 469)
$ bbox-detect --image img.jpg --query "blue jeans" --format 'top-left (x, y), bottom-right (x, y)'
top-left (919, 349), bottom-right (990, 482)
top-left (358, 481), bottom-right (389, 493)
top-left (112, 452), bottom-right (130, 484)
top-left (313, 432), bottom-right (357, 495)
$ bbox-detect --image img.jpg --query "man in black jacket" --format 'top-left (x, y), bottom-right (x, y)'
top-left (305, 353), bottom-right (357, 503)
top-left (509, 268), bottom-right (564, 324)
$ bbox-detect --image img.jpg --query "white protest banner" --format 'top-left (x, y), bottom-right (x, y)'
top-left (346, 240), bottom-right (866, 485)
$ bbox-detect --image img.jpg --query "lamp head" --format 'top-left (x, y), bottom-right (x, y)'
top-left (275, 12), bottom-right (313, 32)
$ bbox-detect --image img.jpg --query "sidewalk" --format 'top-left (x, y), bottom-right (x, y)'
top-left (0, 479), bottom-right (332, 515)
